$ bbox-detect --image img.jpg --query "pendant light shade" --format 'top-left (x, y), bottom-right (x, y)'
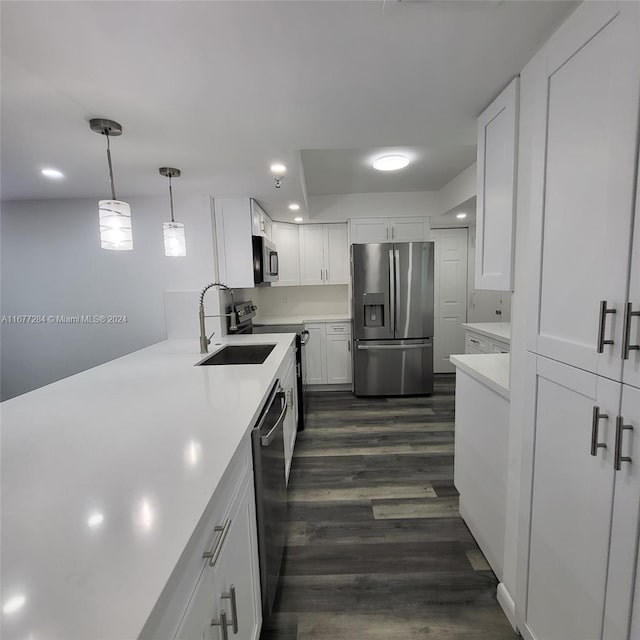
top-left (99, 200), bottom-right (133, 250)
top-left (159, 167), bottom-right (186, 257)
top-left (90, 118), bottom-right (133, 251)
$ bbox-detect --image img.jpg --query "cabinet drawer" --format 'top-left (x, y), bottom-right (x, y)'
top-left (465, 344), bottom-right (485, 355)
top-left (490, 340), bottom-right (510, 354)
top-left (325, 322), bottom-right (352, 335)
top-left (465, 332), bottom-right (489, 353)
top-left (139, 439), bottom-right (251, 639)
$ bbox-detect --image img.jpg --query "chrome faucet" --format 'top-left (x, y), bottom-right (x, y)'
top-left (198, 282), bottom-right (235, 354)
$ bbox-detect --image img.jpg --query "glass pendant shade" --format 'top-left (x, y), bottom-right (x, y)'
top-left (163, 221), bottom-right (186, 257)
top-left (99, 200), bottom-right (133, 250)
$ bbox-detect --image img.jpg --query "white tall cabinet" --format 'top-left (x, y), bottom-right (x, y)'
top-left (516, 5), bottom-right (640, 640)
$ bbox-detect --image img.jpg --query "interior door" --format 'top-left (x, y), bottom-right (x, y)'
top-left (394, 242), bottom-right (434, 340)
top-left (603, 383), bottom-right (640, 640)
top-left (524, 355), bottom-right (619, 640)
top-left (529, 4), bottom-right (640, 381)
top-left (432, 229), bottom-right (468, 373)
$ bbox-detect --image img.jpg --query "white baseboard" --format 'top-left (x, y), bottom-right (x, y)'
top-left (497, 583), bottom-right (518, 632)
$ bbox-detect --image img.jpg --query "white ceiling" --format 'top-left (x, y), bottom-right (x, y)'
top-left (0, 1), bottom-right (576, 221)
top-left (301, 146), bottom-right (476, 195)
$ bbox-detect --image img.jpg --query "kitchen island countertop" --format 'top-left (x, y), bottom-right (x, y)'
top-left (0, 333), bottom-right (295, 640)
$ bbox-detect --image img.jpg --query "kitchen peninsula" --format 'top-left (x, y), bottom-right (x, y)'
top-left (1, 333), bottom-right (296, 640)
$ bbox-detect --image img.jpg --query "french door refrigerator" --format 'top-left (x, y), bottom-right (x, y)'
top-left (352, 242), bottom-right (434, 396)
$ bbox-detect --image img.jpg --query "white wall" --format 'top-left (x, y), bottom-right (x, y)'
top-left (0, 195), bottom-right (217, 400)
top-left (236, 285), bottom-right (349, 321)
top-left (308, 191), bottom-right (440, 221)
top-left (439, 162), bottom-right (477, 215)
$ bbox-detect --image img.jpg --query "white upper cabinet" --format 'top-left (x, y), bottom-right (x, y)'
top-left (250, 199), bottom-right (273, 240)
top-left (623, 152), bottom-right (640, 390)
top-left (214, 198), bottom-right (255, 289)
top-left (526, 3), bottom-right (640, 382)
top-left (349, 217), bottom-right (430, 244)
top-left (272, 223), bottom-right (300, 287)
top-left (299, 224), bottom-right (348, 286)
top-left (475, 78), bottom-right (518, 292)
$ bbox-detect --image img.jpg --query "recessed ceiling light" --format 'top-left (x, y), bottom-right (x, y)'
top-left (294, 217), bottom-right (303, 223)
top-left (372, 154), bottom-right (410, 172)
top-left (41, 168), bottom-right (64, 179)
top-left (87, 512), bottom-right (105, 528)
top-left (456, 212), bottom-right (467, 219)
top-left (270, 163), bottom-right (287, 174)
top-left (2, 595), bottom-right (26, 615)
top-left (288, 203), bottom-right (300, 211)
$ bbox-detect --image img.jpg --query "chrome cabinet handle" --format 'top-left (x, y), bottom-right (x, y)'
top-left (202, 518), bottom-right (231, 567)
top-left (320, 269), bottom-right (323, 281)
top-left (469, 338), bottom-right (480, 345)
top-left (211, 610), bottom-right (229, 640)
top-left (597, 300), bottom-right (617, 353)
top-left (391, 226), bottom-right (395, 239)
top-left (590, 406), bottom-right (608, 456)
top-left (347, 340), bottom-right (351, 352)
top-left (222, 585), bottom-right (238, 634)
top-left (614, 416), bottom-right (633, 471)
top-left (622, 302), bottom-right (640, 360)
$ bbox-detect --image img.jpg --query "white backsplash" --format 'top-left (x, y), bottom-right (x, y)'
top-left (236, 285), bottom-right (350, 320)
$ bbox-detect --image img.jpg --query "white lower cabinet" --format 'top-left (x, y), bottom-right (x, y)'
top-left (464, 329), bottom-right (510, 355)
top-left (175, 471), bottom-right (261, 640)
top-left (281, 351), bottom-right (298, 482)
top-left (304, 322), bottom-right (352, 385)
top-left (518, 355), bottom-right (640, 640)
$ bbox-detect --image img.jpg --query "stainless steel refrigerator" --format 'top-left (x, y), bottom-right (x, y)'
top-left (352, 242), bottom-right (434, 396)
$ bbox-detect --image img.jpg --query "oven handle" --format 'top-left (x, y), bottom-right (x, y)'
top-left (260, 399), bottom-right (288, 447)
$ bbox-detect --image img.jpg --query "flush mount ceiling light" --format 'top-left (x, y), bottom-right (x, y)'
top-left (270, 163), bottom-right (287, 174)
top-left (90, 118), bottom-right (133, 251)
top-left (41, 168), bottom-right (64, 179)
top-left (159, 167), bottom-right (186, 257)
top-left (294, 217), bottom-right (303, 223)
top-left (372, 154), bottom-right (410, 171)
top-left (456, 212), bottom-right (467, 219)
top-left (288, 203), bottom-right (300, 211)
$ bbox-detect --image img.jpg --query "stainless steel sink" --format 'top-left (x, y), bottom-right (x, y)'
top-left (198, 344), bottom-right (276, 366)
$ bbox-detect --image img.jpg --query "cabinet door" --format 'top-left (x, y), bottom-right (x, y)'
top-left (211, 477), bottom-right (261, 640)
top-left (326, 334), bottom-right (352, 384)
top-left (174, 475), bottom-right (261, 640)
top-left (528, 4), bottom-right (640, 381)
top-left (304, 323), bottom-right (326, 384)
top-left (323, 224), bottom-right (348, 285)
top-left (349, 218), bottom-right (389, 244)
top-left (623, 151), bottom-right (640, 390)
top-left (391, 217), bottom-right (428, 242)
top-left (298, 225), bottom-right (325, 285)
top-left (476, 78), bottom-right (518, 292)
top-left (522, 355), bottom-right (619, 640)
top-left (272, 223), bottom-right (300, 287)
top-left (250, 199), bottom-right (263, 237)
top-left (603, 383), bottom-right (640, 640)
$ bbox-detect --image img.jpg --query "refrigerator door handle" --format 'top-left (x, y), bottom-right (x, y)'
top-left (388, 248), bottom-right (395, 336)
top-left (356, 343), bottom-right (432, 351)
top-left (394, 247), bottom-right (400, 337)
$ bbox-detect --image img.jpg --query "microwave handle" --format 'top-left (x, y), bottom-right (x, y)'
top-left (269, 251), bottom-right (279, 276)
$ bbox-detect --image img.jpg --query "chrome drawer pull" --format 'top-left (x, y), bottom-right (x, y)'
top-left (590, 406), bottom-right (608, 456)
top-left (211, 610), bottom-right (229, 640)
top-left (222, 585), bottom-right (238, 634)
top-left (614, 416), bottom-right (633, 471)
top-left (622, 302), bottom-right (640, 360)
top-left (597, 300), bottom-right (616, 353)
top-left (202, 518), bottom-right (231, 567)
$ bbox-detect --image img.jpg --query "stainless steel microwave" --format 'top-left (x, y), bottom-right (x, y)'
top-left (252, 236), bottom-right (279, 285)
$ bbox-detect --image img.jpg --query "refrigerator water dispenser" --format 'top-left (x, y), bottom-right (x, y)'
top-left (363, 293), bottom-right (385, 328)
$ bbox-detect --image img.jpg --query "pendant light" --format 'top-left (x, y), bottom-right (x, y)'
top-left (159, 167), bottom-right (186, 257)
top-left (90, 118), bottom-right (133, 251)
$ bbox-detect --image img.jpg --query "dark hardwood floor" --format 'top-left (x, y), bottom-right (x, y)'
top-left (260, 375), bottom-right (518, 640)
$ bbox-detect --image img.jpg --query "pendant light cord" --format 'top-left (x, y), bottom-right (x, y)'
top-left (105, 132), bottom-right (117, 200)
top-left (168, 174), bottom-right (175, 223)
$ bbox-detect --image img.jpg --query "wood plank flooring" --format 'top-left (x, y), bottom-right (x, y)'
top-left (260, 375), bottom-right (518, 640)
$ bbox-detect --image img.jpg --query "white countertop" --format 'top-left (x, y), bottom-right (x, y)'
top-left (462, 322), bottom-right (511, 343)
top-left (254, 314), bottom-right (352, 325)
top-left (450, 353), bottom-right (511, 400)
top-left (0, 333), bottom-right (295, 640)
